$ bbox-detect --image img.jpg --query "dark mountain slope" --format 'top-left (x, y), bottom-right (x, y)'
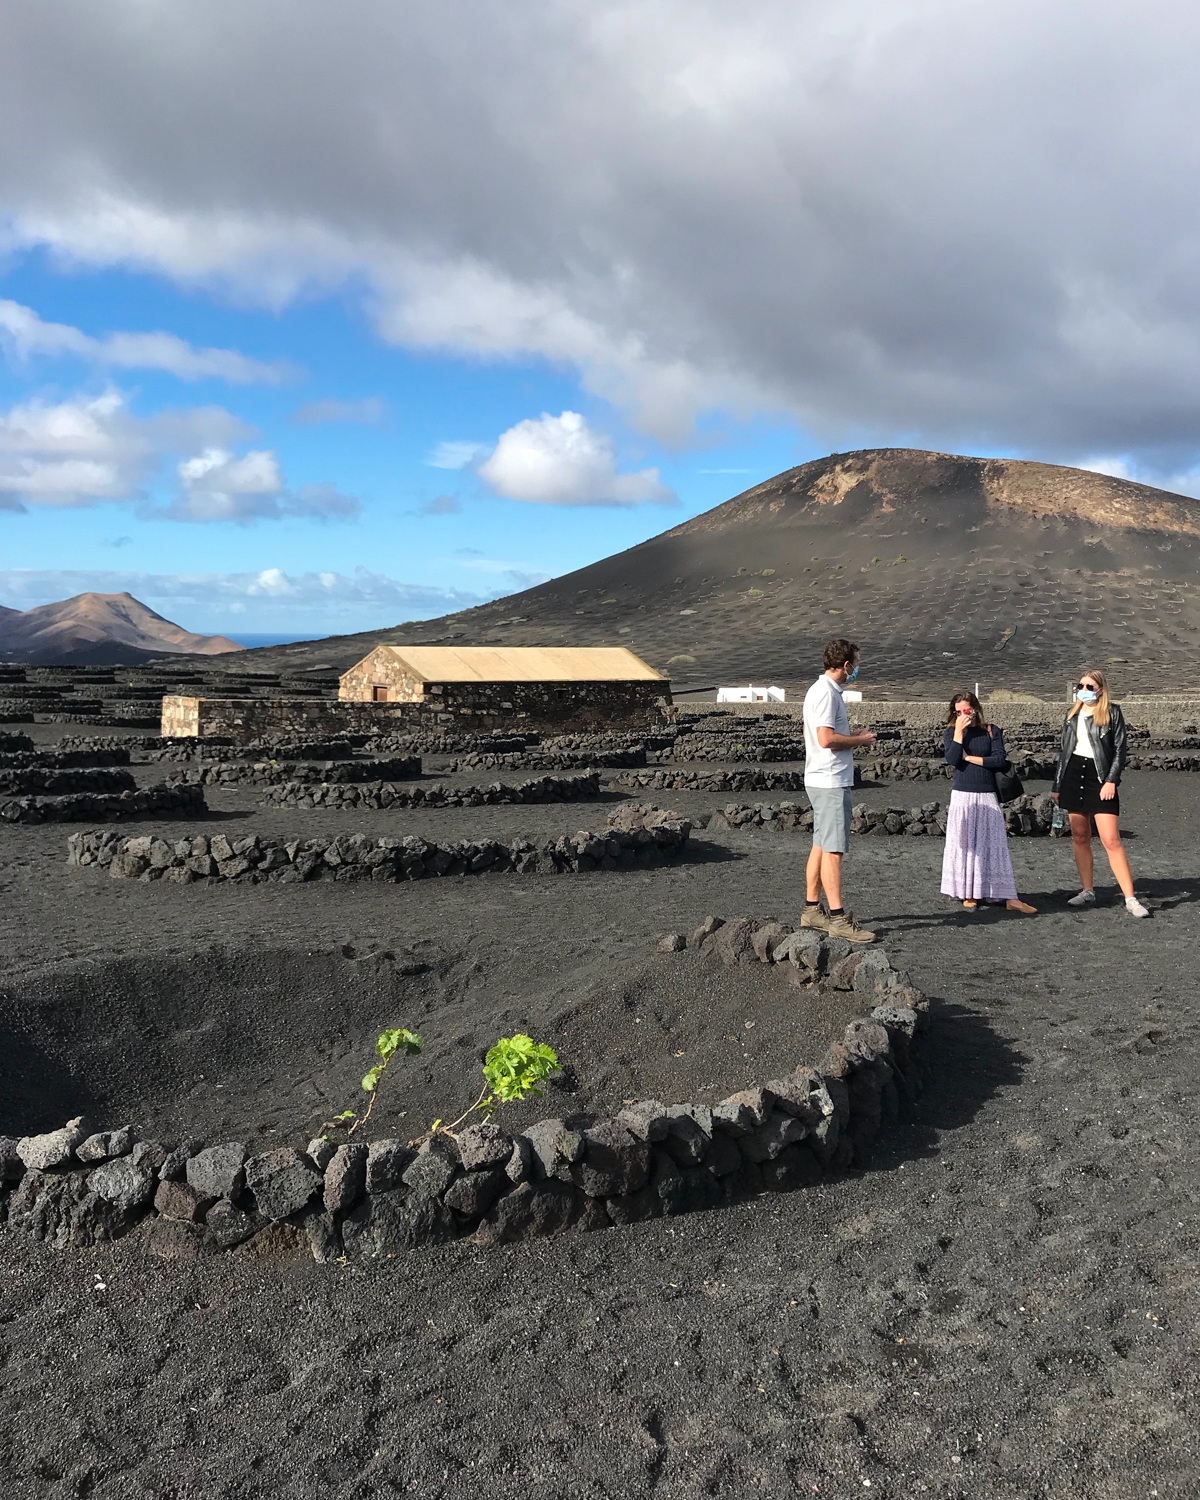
top-left (198, 450), bottom-right (1200, 697)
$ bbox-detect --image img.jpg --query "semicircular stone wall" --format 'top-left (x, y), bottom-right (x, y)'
top-left (0, 917), bottom-right (930, 1264)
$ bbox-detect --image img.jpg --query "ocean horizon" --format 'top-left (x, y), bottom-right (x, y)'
top-left (227, 633), bottom-right (317, 648)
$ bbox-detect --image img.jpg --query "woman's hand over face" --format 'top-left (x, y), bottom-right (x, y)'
top-left (955, 712), bottom-right (973, 734)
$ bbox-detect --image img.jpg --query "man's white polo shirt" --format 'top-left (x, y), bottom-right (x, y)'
top-left (803, 673), bottom-right (854, 788)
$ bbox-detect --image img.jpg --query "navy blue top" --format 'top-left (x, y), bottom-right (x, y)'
top-left (943, 723), bottom-right (1007, 793)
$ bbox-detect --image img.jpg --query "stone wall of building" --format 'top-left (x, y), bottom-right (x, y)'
top-left (421, 679), bottom-right (669, 733)
top-left (337, 647), bottom-right (424, 703)
top-left (164, 682), bottom-right (671, 743)
top-left (161, 695), bottom-right (422, 742)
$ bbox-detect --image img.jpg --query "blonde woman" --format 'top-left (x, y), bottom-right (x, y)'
top-left (1050, 668), bottom-right (1149, 917)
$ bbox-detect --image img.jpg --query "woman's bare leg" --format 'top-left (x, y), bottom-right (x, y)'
top-left (1094, 813), bottom-right (1135, 898)
top-left (1069, 812), bottom-right (1094, 889)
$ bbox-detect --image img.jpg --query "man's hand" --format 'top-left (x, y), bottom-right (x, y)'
top-left (857, 729), bottom-right (877, 749)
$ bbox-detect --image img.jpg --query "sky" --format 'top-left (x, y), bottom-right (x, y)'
top-left (1, 1), bottom-right (1198, 642)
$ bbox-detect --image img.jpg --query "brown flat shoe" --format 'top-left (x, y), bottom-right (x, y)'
top-left (962, 900), bottom-right (978, 911)
top-left (1006, 899), bottom-right (1037, 914)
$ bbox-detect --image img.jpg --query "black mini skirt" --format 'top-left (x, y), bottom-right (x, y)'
top-left (1058, 753), bottom-right (1120, 817)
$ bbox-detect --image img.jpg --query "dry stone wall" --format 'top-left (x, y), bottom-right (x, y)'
top-left (0, 765), bottom-right (136, 796)
top-left (615, 767), bottom-right (809, 793)
top-left (0, 918), bottom-right (928, 1263)
top-left (67, 807), bottom-right (692, 884)
top-left (445, 747), bottom-right (646, 772)
top-left (709, 795), bottom-right (1058, 836)
top-left (0, 747), bottom-right (132, 770)
top-left (59, 735), bottom-right (233, 757)
top-left (2, 784), bottom-right (206, 825)
top-left (168, 755), bottom-right (422, 788)
top-left (262, 771), bottom-right (602, 811)
top-left (367, 732), bottom-right (531, 757)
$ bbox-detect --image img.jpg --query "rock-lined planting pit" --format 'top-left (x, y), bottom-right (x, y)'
top-left (0, 747), bottom-right (133, 770)
top-left (445, 747), bottom-right (647, 771)
top-left (0, 919), bottom-right (928, 1262)
top-left (615, 767), bottom-right (810, 793)
top-left (863, 754), bottom-right (1058, 783)
top-left (262, 770), bottom-right (603, 810)
top-left (67, 806), bottom-right (693, 883)
top-left (0, 765), bottom-right (136, 796)
top-left (2, 784), bottom-right (207, 826)
top-left (167, 754), bottom-right (422, 787)
top-left (709, 794), bottom-right (1060, 836)
top-left (141, 737), bottom-right (355, 763)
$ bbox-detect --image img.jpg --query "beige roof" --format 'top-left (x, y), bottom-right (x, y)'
top-left (369, 645), bottom-right (665, 683)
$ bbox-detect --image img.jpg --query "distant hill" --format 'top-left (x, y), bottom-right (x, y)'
top-left (193, 449), bottom-right (1200, 697)
top-left (0, 592), bottom-right (245, 666)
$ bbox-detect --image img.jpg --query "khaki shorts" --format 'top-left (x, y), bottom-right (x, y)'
top-left (807, 785), bottom-right (852, 853)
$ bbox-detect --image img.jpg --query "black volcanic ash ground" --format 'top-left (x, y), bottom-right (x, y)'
top-left (0, 753), bottom-right (1197, 1497)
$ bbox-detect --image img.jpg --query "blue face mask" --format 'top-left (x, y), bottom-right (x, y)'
top-left (845, 664), bottom-right (860, 683)
top-left (1076, 688), bottom-right (1099, 704)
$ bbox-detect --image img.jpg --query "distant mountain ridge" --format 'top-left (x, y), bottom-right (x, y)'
top-left (0, 592), bottom-right (244, 666)
top-left (202, 449), bottom-right (1200, 697)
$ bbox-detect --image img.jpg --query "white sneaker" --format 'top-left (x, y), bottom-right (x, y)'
top-left (1067, 889), bottom-right (1096, 908)
top-left (1125, 897), bottom-right (1151, 918)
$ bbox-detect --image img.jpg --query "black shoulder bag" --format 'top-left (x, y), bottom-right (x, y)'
top-left (989, 726), bottom-right (1024, 803)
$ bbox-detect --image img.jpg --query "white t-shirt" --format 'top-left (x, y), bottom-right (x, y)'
top-left (1074, 708), bottom-right (1095, 758)
top-left (803, 673), bottom-right (854, 788)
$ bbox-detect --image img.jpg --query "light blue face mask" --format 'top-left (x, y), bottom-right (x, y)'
top-left (845, 663), bottom-right (860, 683)
top-left (1076, 688), bottom-right (1099, 704)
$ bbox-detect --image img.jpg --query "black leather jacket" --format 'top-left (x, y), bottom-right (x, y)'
top-left (1052, 703), bottom-right (1128, 790)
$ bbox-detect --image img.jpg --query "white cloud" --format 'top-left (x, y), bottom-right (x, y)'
top-left (4, 3), bottom-right (1200, 463)
top-left (168, 446), bottom-right (359, 522)
top-left (0, 389), bottom-right (243, 508)
top-left (0, 298), bottom-right (294, 383)
top-left (478, 410), bottom-right (676, 507)
top-left (426, 440), bottom-right (487, 470)
top-left (1079, 455), bottom-right (1200, 500)
top-left (293, 396), bottom-right (386, 426)
top-left (0, 387), bottom-right (357, 521)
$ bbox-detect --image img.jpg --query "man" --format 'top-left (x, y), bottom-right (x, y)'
top-left (801, 638), bottom-right (877, 942)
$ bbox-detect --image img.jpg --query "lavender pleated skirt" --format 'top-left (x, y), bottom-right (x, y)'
top-left (940, 789), bottom-right (1018, 901)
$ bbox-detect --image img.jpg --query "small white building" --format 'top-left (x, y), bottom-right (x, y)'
top-left (716, 684), bottom-right (786, 703)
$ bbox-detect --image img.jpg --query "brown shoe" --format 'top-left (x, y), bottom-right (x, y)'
top-left (800, 905), bottom-right (830, 931)
top-left (962, 900), bottom-right (978, 911)
top-left (826, 911), bottom-right (877, 944)
top-left (1006, 899), bottom-right (1037, 914)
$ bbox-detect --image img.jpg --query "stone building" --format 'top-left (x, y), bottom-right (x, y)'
top-left (338, 645), bottom-right (669, 731)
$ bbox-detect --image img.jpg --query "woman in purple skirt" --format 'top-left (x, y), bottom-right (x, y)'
top-left (941, 692), bottom-right (1037, 914)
